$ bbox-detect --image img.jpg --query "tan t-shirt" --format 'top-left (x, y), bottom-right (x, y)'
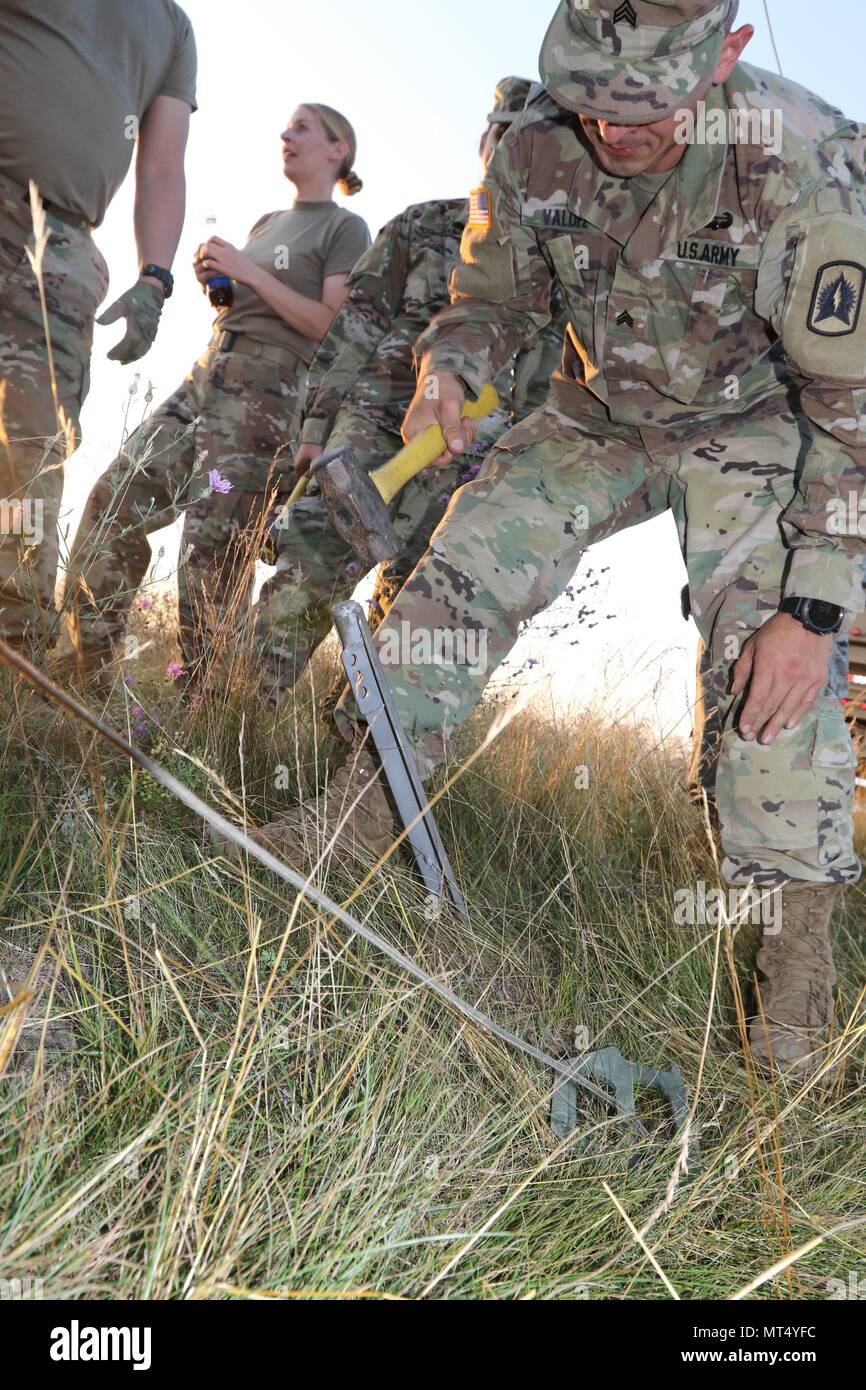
top-left (0, 0), bottom-right (197, 227)
top-left (216, 202), bottom-right (371, 364)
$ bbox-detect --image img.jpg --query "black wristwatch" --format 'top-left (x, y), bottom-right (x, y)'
top-left (779, 596), bottom-right (845, 635)
top-left (139, 263), bottom-right (174, 299)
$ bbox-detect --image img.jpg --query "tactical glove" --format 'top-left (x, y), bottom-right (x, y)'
top-left (98, 281), bottom-right (164, 364)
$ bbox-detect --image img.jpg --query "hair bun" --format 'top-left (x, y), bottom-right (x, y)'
top-left (339, 170), bottom-right (363, 197)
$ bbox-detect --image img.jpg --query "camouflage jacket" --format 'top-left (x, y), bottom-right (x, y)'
top-left (417, 64), bottom-right (866, 612)
top-left (300, 197), bottom-right (568, 449)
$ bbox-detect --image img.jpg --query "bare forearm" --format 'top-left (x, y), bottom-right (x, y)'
top-left (246, 266), bottom-right (336, 342)
top-left (134, 167), bottom-right (186, 273)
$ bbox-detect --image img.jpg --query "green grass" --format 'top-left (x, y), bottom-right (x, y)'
top-left (1, 648), bottom-right (865, 1302)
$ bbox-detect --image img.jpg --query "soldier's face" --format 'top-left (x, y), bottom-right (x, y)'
top-left (578, 77), bottom-right (715, 177)
top-left (579, 108), bottom-right (692, 177)
top-left (281, 106), bottom-right (343, 182)
top-left (578, 24), bottom-right (755, 178)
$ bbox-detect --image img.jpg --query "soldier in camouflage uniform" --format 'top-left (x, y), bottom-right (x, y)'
top-left (0, 0), bottom-right (197, 658)
top-left (239, 1), bottom-right (866, 1078)
top-left (254, 78), bottom-right (568, 701)
top-left (67, 105), bottom-right (369, 685)
top-left (1, 0), bottom-right (197, 1066)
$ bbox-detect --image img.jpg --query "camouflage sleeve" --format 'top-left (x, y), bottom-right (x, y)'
top-left (511, 285), bottom-right (568, 420)
top-left (756, 182), bottom-right (866, 610)
top-left (300, 214), bottom-right (411, 445)
top-left (414, 123), bottom-right (555, 399)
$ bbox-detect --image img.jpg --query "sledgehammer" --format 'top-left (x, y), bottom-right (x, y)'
top-left (282, 383), bottom-right (499, 571)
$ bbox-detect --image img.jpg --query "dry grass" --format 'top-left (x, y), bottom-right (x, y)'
top-left (1, 634), bottom-right (865, 1300)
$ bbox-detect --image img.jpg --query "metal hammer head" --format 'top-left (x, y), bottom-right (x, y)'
top-left (313, 445), bottom-right (400, 571)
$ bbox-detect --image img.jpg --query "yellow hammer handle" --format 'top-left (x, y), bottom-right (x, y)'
top-left (282, 383), bottom-right (498, 513)
top-left (371, 383), bottom-right (499, 506)
top-left (285, 470), bottom-right (311, 507)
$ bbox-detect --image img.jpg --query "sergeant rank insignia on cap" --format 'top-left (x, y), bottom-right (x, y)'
top-left (807, 260), bottom-right (866, 337)
top-left (613, 1), bottom-right (638, 26)
top-left (469, 187), bottom-right (492, 229)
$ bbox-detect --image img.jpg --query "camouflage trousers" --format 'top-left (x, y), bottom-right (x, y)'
top-left (255, 408), bottom-right (487, 701)
top-left (688, 569), bottom-right (865, 797)
top-left (69, 341), bottom-right (302, 678)
top-left (0, 173), bottom-right (108, 650)
top-left (339, 389), bottom-right (859, 889)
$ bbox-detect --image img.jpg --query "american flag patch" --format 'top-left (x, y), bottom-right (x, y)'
top-left (469, 187), bottom-right (492, 229)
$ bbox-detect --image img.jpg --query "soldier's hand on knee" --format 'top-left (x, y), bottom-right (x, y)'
top-left (732, 613), bottom-right (832, 746)
top-left (402, 364), bottom-right (475, 467)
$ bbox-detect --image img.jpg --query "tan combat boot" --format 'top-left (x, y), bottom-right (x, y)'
top-left (211, 744), bottom-right (399, 871)
top-left (749, 883), bottom-right (840, 1078)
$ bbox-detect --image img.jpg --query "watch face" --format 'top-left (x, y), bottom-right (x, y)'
top-left (805, 600), bottom-right (843, 632)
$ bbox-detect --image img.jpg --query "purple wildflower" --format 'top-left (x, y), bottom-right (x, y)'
top-left (208, 468), bottom-right (232, 495)
top-left (166, 661), bottom-right (184, 680)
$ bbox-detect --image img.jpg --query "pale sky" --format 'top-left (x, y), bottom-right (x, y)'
top-left (66, 0), bottom-right (866, 739)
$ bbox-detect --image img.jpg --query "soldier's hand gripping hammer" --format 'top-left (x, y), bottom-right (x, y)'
top-left (279, 383), bottom-right (498, 570)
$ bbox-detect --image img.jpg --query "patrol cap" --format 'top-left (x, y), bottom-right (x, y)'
top-left (487, 76), bottom-right (535, 126)
top-left (539, 0), bottom-right (740, 126)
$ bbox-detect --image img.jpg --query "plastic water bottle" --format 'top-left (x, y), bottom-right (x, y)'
top-left (204, 215), bottom-right (234, 309)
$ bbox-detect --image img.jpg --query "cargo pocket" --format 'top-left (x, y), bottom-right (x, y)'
top-left (716, 698), bottom-right (855, 857)
top-left (50, 233), bottom-right (108, 416)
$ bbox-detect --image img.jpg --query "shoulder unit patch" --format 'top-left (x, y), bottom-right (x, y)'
top-left (807, 261), bottom-right (865, 338)
top-left (775, 204), bottom-right (866, 382)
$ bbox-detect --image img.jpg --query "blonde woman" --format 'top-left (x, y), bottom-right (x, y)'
top-left (69, 104), bottom-right (369, 685)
